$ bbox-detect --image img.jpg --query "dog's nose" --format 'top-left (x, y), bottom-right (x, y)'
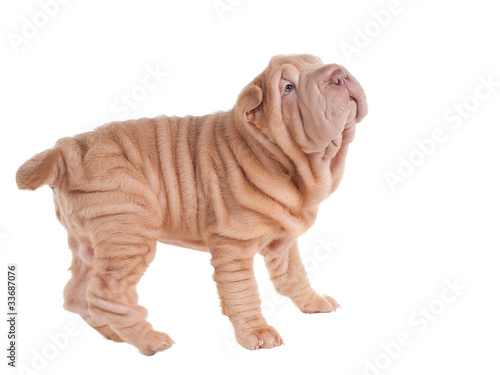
top-left (331, 70), bottom-right (350, 88)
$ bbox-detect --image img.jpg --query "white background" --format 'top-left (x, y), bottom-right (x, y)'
top-left (1, 0), bottom-right (499, 374)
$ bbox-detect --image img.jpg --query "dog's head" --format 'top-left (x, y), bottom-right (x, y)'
top-left (236, 54), bottom-right (368, 157)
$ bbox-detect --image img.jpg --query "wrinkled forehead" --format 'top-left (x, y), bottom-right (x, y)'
top-left (264, 54), bottom-right (324, 82)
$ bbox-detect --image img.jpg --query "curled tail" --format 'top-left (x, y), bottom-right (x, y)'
top-left (16, 148), bottom-right (63, 190)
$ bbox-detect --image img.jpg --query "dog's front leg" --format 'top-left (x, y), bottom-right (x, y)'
top-left (262, 240), bottom-right (340, 313)
top-left (210, 237), bottom-right (283, 350)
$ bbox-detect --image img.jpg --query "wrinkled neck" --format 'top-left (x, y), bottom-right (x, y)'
top-left (227, 110), bottom-right (350, 211)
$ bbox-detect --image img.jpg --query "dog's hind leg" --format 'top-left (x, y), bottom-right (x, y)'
top-left (84, 209), bottom-right (174, 356)
top-left (63, 235), bottom-right (124, 342)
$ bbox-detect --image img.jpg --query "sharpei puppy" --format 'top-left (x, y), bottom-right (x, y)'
top-left (16, 54), bottom-right (367, 354)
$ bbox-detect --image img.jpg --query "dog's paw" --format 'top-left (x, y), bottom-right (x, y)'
top-left (236, 325), bottom-right (284, 350)
top-left (299, 293), bottom-right (340, 314)
top-left (138, 331), bottom-right (175, 356)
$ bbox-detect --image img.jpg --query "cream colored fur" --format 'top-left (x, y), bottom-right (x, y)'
top-left (16, 54), bottom-right (367, 354)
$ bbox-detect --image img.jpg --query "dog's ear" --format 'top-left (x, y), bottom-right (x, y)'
top-left (236, 77), bottom-right (264, 127)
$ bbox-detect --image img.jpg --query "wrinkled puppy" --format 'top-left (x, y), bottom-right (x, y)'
top-left (16, 54), bottom-right (367, 354)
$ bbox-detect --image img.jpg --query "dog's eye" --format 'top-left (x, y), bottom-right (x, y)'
top-left (283, 83), bottom-right (294, 96)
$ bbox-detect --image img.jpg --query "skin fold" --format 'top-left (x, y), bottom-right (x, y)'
top-left (16, 54), bottom-right (368, 354)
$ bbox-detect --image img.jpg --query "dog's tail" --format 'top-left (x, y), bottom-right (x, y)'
top-left (16, 148), bottom-right (63, 190)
